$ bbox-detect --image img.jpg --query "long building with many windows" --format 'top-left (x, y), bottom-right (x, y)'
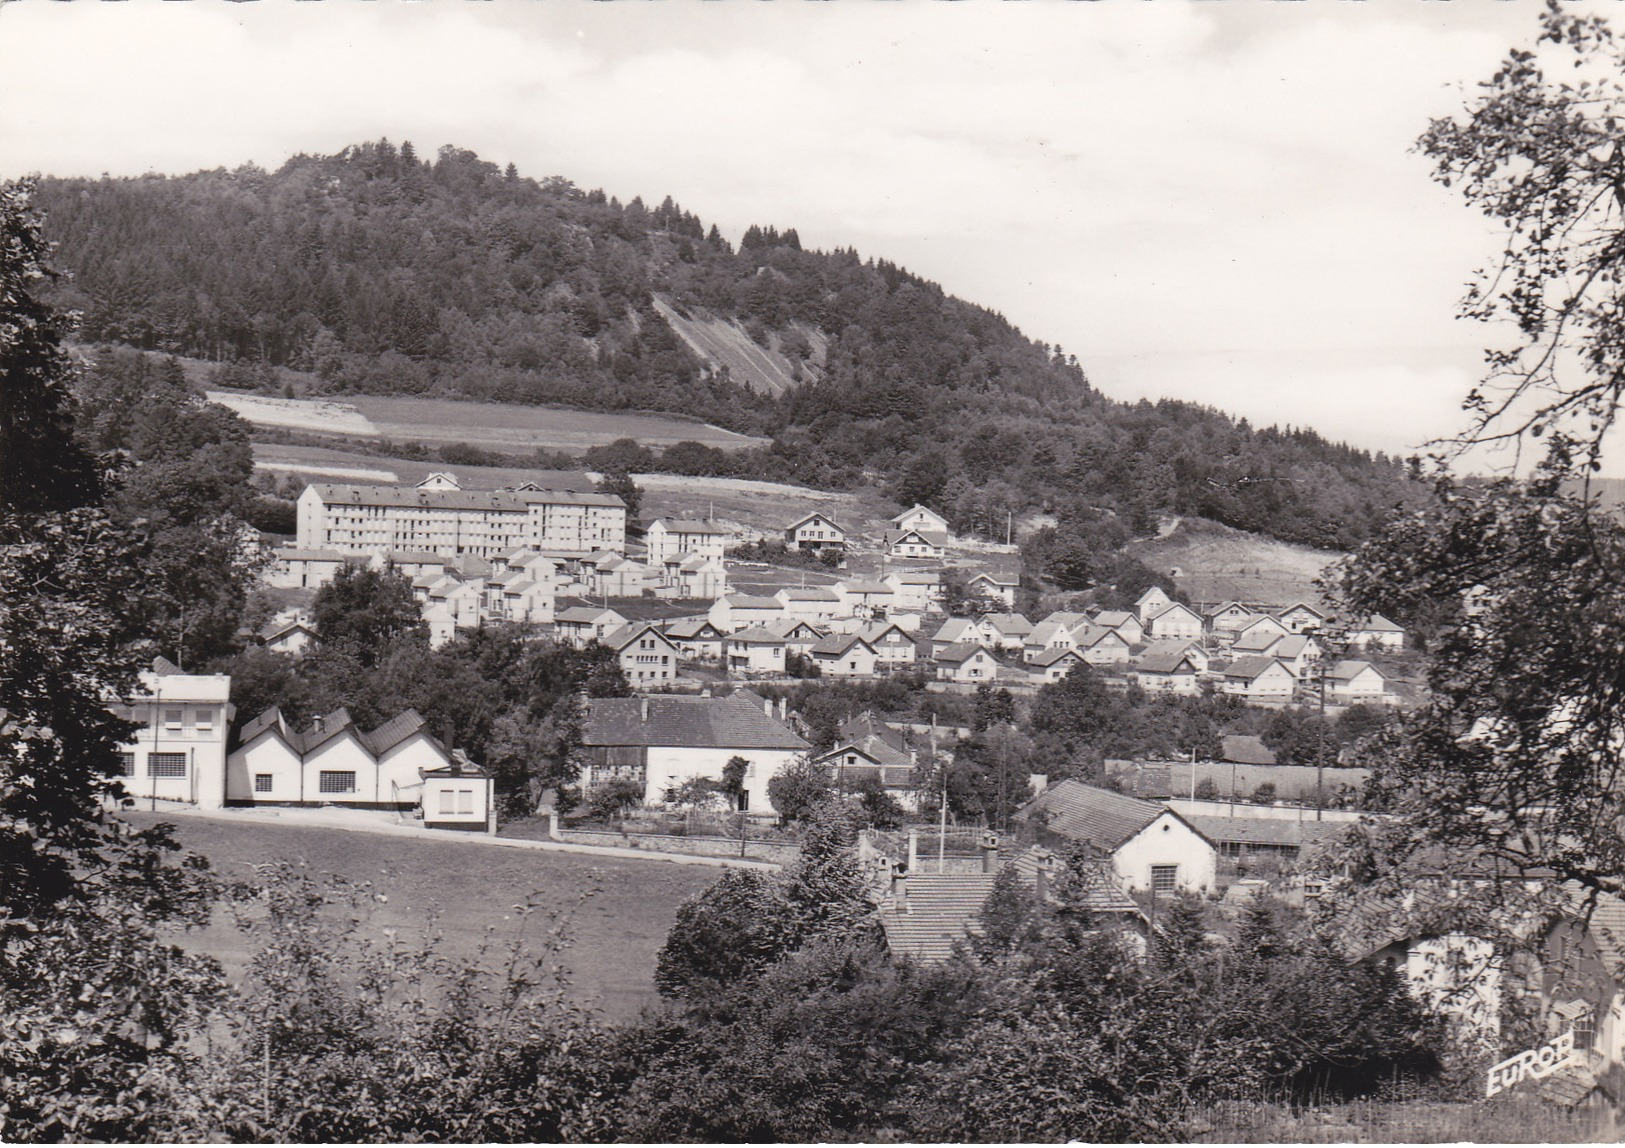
top-left (296, 473), bottom-right (626, 559)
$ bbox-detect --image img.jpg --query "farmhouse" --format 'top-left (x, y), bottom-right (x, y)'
top-left (112, 659), bottom-right (234, 810)
top-left (784, 511), bottom-right (846, 553)
top-left (580, 692), bottom-right (811, 813)
top-left (226, 706), bottom-right (452, 809)
top-left (645, 518), bottom-right (733, 566)
top-left (296, 473), bottom-right (626, 560)
top-left (1016, 779), bottom-right (1217, 895)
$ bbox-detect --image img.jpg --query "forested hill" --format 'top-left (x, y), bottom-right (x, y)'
top-left (31, 139), bottom-right (1420, 549)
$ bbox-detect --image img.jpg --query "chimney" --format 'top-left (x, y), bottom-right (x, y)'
top-left (640, 698), bottom-right (649, 722)
top-left (981, 829), bottom-right (1001, 874)
top-left (778, 697), bottom-right (787, 721)
top-left (890, 861), bottom-right (909, 913)
top-left (763, 695), bottom-right (772, 718)
top-left (1034, 851), bottom-right (1054, 902)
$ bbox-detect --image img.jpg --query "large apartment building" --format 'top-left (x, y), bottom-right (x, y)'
top-left (296, 473), bottom-right (626, 560)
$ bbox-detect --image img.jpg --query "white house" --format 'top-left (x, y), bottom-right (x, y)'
top-left (659, 554), bottom-right (727, 600)
top-left (643, 518), bottom-right (735, 567)
top-left (890, 504), bottom-right (950, 536)
top-left (809, 633), bottom-right (881, 678)
top-left (1205, 601), bottom-right (1256, 633)
top-left (602, 623), bottom-right (683, 686)
top-left (1324, 659), bottom-right (1391, 704)
top-left (859, 620), bottom-right (919, 667)
top-left (420, 752), bottom-right (494, 832)
top-left (708, 594), bottom-right (785, 633)
top-left (1073, 624), bottom-right (1133, 666)
top-left (225, 707), bottom-right (451, 809)
top-left (1024, 618), bottom-right (1080, 662)
top-left (663, 617), bottom-right (727, 661)
top-left (1028, 647), bottom-right (1089, 684)
top-left (834, 579), bottom-right (896, 621)
top-left (934, 642), bottom-right (1002, 683)
top-left (885, 570), bottom-right (944, 613)
top-left (1222, 656), bottom-right (1297, 703)
top-left (726, 626), bottom-right (788, 676)
top-left (969, 571), bottom-right (1020, 609)
top-left (1133, 651), bottom-right (1203, 695)
top-left (1277, 601), bottom-right (1328, 634)
top-left (112, 659), bottom-right (234, 810)
top-left (1135, 585), bottom-right (1174, 624)
top-left (764, 618), bottom-right (828, 656)
top-left (1092, 610), bottom-right (1145, 647)
top-left (580, 692), bottom-right (811, 813)
top-left (554, 605), bottom-right (629, 648)
top-left (1139, 639), bottom-right (1209, 674)
top-left (1147, 602), bottom-right (1205, 641)
top-left (1232, 614), bottom-right (1291, 647)
top-left (1348, 613), bottom-right (1407, 650)
top-left (1017, 779), bottom-right (1217, 895)
top-left (775, 586), bottom-right (843, 624)
top-left (265, 546), bottom-right (348, 590)
top-left (887, 528), bottom-right (947, 561)
top-left (784, 512), bottom-right (846, 553)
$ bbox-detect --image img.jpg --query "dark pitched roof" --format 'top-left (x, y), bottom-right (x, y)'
top-left (935, 641), bottom-right (994, 664)
top-left (1224, 655), bottom-right (1289, 682)
top-left (818, 733), bottom-right (912, 768)
top-left (1135, 652), bottom-right (1198, 675)
top-left (1016, 779), bottom-right (1166, 850)
top-left (1352, 613), bottom-right (1405, 633)
top-left (1029, 647), bottom-right (1084, 668)
top-left (237, 706), bottom-right (292, 748)
top-left (1183, 815), bottom-right (1350, 850)
top-left (1007, 846), bottom-right (1144, 918)
top-left (839, 711), bottom-right (909, 754)
top-left (810, 633), bottom-right (873, 657)
top-left (360, 709), bottom-right (433, 756)
top-left (879, 871), bottom-right (999, 963)
top-left (583, 693), bottom-right (810, 751)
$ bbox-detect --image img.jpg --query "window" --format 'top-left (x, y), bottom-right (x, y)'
top-left (1151, 865), bottom-right (1179, 895)
top-left (1575, 1007), bottom-right (1597, 1050)
top-left (254, 774), bottom-right (274, 794)
top-left (164, 709), bottom-right (183, 731)
top-left (147, 752), bottom-right (187, 778)
top-left (457, 789), bottom-right (474, 815)
top-left (319, 771), bottom-right (357, 795)
top-left (118, 752), bottom-right (136, 776)
top-left (439, 789), bottom-right (455, 815)
top-left (195, 708), bottom-right (214, 731)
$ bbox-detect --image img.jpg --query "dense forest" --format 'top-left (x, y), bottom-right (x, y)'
top-left (34, 140), bottom-right (1420, 549)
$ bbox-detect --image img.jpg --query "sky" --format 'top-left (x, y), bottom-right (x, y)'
top-left (0, 0), bottom-right (1558, 461)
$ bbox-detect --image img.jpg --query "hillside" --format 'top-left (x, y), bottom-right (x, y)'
top-left (29, 141), bottom-right (1423, 551)
top-left (1129, 517), bottom-right (1343, 611)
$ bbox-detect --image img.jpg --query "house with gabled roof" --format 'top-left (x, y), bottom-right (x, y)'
top-left (1277, 600), bottom-right (1328, 634)
top-left (657, 553), bottom-right (726, 600)
top-left (1024, 617), bottom-right (1081, 662)
top-left (858, 620), bottom-right (919, 667)
top-left (810, 632), bottom-right (880, 678)
top-left (1147, 601), bottom-right (1204, 641)
top-left (815, 732), bottom-right (917, 809)
top-left (885, 569), bottom-right (944, 613)
top-left (1140, 638), bottom-right (1209, 674)
top-left (1324, 659), bottom-right (1391, 704)
top-left (1016, 779), bottom-right (1217, 895)
top-left (1233, 613), bottom-right (1291, 647)
top-left (1093, 610), bottom-right (1145, 647)
top-left (554, 605), bottom-right (629, 648)
top-left (775, 586), bottom-right (843, 624)
top-left (931, 616), bottom-right (995, 655)
top-left (969, 571), bottom-right (1020, 609)
top-left (1073, 624), bottom-right (1133, 666)
top-left (226, 706), bottom-right (453, 809)
top-left (834, 579), bottom-right (895, 621)
top-left (1133, 651), bottom-right (1202, 695)
top-left (645, 518), bottom-right (733, 566)
top-left (1349, 613), bottom-right (1407, 650)
top-left (580, 691), bottom-right (811, 812)
top-left (601, 622), bottom-right (683, 685)
top-left (1231, 631), bottom-right (1321, 677)
top-left (983, 612), bottom-right (1035, 650)
top-left (784, 511), bottom-right (846, 553)
top-left (887, 527), bottom-right (948, 561)
top-left (764, 617), bottom-right (827, 655)
top-left (1205, 600), bottom-right (1257, 633)
top-left (663, 616), bottom-right (727, 662)
top-left (708, 593), bottom-right (786, 633)
top-left (890, 504), bottom-right (950, 536)
top-left (1135, 585), bottom-right (1174, 624)
top-left (1221, 655), bottom-right (1297, 703)
top-left (726, 626), bottom-right (788, 676)
top-left (934, 642), bottom-right (1002, 683)
top-left (1028, 646), bottom-right (1090, 684)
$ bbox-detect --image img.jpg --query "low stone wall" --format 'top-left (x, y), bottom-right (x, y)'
top-left (554, 827), bottom-right (800, 866)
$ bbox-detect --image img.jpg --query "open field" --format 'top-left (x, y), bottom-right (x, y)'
top-left (125, 812), bottom-right (718, 1020)
top-left (252, 442), bottom-right (597, 492)
top-left (1130, 517), bottom-right (1343, 610)
top-left (346, 395), bottom-right (771, 452)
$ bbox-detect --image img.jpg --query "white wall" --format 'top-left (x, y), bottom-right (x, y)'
top-left (1113, 812), bottom-right (1216, 894)
top-left (644, 745), bottom-right (803, 813)
top-left (226, 735), bottom-right (303, 804)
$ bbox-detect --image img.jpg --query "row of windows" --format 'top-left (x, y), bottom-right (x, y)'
top-left (437, 789), bottom-right (477, 815)
top-left (250, 772), bottom-right (357, 794)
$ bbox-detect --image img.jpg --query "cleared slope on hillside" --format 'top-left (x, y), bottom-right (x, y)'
top-left (1130, 517), bottom-right (1343, 610)
top-left (651, 295), bottom-right (826, 396)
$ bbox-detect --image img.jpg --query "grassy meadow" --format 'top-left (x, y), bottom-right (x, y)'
top-left (125, 812), bottom-right (720, 1020)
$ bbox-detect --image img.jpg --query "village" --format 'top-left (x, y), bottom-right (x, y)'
top-left (89, 466), bottom-right (1625, 1109)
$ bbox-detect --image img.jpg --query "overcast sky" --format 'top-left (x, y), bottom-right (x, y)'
top-left (0, 0), bottom-right (1553, 460)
